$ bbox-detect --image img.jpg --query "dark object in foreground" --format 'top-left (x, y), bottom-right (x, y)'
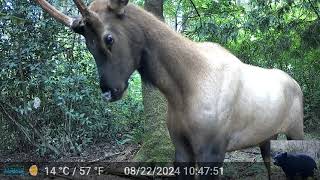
top-left (273, 152), bottom-right (317, 179)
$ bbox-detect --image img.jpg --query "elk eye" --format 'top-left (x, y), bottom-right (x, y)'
top-left (104, 34), bottom-right (114, 46)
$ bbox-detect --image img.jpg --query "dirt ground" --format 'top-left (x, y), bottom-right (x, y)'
top-left (0, 142), bottom-right (139, 163)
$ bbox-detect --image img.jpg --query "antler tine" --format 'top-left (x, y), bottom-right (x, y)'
top-left (34, 0), bottom-right (73, 27)
top-left (72, 0), bottom-right (90, 17)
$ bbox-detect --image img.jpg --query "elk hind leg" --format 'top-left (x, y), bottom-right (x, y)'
top-left (260, 134), bottom-right (278, 180)
top-left (286, 123), bottom-right (304, 140)
top-left (286, 96), bottom-right (304, 140)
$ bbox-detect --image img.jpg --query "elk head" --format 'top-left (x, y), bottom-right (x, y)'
top-left (35, 0), bottom-right (145, 102)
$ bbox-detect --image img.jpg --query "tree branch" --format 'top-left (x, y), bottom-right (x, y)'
top-left (0, 102), bottom-right (33, 144)
top-left (0, 101), bottom-right (61, 156)
top-left (188, 0), bottom-right (203, 30)
top-left (188, 0), bottom-right (201, 18)
top-left (175, 0), bottom-right (183, 31)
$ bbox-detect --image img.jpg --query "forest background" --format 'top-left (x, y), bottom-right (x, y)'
top-left (0, 0), bottom-right (319, 163)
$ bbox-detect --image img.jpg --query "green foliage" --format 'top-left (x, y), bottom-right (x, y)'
top-left (0, 0), bottom-right (144, 157)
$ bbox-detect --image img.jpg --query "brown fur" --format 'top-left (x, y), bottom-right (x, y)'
top-left (87, 1), bottom-right (210, 106)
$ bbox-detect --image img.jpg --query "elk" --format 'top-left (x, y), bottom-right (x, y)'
top-left (34, 0), bottom-right (304, 179)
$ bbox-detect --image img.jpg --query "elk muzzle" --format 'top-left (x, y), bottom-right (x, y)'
top-left (100, 81), bottom-right (128, 102)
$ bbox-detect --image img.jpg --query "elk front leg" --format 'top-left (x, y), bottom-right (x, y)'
top-left (167, 113), bottom-right (195, 179)
top-left (169, 127), bottom-right (196, 180)
top-left (195, 139), bottom-right (226, 180)
top-left (174, 142), bottom-right (195, 180)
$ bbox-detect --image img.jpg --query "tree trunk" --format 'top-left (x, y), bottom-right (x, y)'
top-left (134, 0), bottom-right (174, 162)
top-left (144, 0), bottom-right (164, 20)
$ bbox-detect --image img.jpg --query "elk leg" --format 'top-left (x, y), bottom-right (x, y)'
top-left (286, 98), bottom-right (304, 140)
top-left (173, 136), bottom-right (195, 180)
top-left (286, 126), bottom-right (304, 140)
top-left (260, 134), bottom-right (278, 180)
top-left (196, 145), bottom-right (226, 180)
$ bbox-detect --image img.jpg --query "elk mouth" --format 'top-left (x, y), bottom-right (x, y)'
top-left (102, 90), bottom-right (122, 102)
top-left (101, 83), bottom-right (128, 102)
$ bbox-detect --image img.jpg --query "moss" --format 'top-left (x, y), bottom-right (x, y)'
top-left (134, 83), bottom-right (174, 162)
top-left (134, 127), bottom-right (174, 162)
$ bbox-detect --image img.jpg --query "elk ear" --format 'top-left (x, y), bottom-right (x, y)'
top-left (71, 18), bottom-right (85, 35)
top-left (108, 0), bottom-right (129, 15)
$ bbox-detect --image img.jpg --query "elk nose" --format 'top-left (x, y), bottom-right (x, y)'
top-left (100, 82), bottom-right (111, 93)
top-left (112, 88), bottom-right (120, 94)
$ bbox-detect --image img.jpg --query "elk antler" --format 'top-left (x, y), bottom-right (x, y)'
top-left (34, 0), bottom-right (90, 27)
top-left (72, 0), bottom-right (90, 17)
top-left (34, 0), bottom-right (74, 27)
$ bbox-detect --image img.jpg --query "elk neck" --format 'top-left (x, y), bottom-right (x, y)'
top-left (131, 5), bottom-right (207, 108)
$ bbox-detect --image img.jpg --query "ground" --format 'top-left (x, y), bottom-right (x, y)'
top-left (0, 132), bottom-right (319, 179)
top-left (0, 145), bottom-right (277, 179)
